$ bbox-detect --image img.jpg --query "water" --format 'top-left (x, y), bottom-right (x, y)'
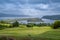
top-left (0, 17), bottom-right (55, 24)
top-left (42, 19), bottom-right (55, 23)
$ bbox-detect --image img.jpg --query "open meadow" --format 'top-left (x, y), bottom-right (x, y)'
top-left (0, 25), bottom-right (60, 40)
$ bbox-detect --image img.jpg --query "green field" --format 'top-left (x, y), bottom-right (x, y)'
top-left (0, 26), bottom-right (60, 40)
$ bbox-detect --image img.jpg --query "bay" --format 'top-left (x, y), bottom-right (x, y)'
top-left (0, 17), bottom-right (55, 24)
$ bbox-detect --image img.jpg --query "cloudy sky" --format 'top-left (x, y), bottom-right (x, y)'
top-left (0, 0), bottom-right (60, 17)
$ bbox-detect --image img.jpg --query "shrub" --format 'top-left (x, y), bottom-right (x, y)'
top-left (9, 25), bottom-right (13, 28)
top-left (0, 25), bottom-right (5, 30)
top-left (52, 20), bottom-right (60, 29)
top-left (0, 20), bottom-right (9, 24)
top-left (26, 23), bottom-right (33, 27)
top-left (12, 21), bottom-right (19, 27)
top-left (0, 24), bottom-right (9, 30)
top-left (37, 23), bottom-right (47, 27)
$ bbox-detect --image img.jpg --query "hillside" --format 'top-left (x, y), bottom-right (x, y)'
top-left (42, 15), bottom-right (60, 20)
top-left (0, 13), bottom-right (29, 17)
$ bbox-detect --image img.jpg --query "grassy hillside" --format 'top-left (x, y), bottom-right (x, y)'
top-left (0, 26), bottom-right (60, 40)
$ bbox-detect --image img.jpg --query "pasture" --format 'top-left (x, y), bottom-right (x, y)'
top-left (0, 26), bottom-right (60, 40)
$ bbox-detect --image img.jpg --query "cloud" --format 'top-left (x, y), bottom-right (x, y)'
top-left (0, 3), bottom-right (23, 15)
top-left (31, 4), bottom-right (49, 10)
top-left (0, 0), bottom-right (60, 17)
top-left (39, 4), bottom-right (49, 9)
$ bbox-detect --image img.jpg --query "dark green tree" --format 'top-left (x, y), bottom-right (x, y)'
top-left (52, 20), bottom-right (60, 29)
top-left (12, 21), bottom-right (19, 27)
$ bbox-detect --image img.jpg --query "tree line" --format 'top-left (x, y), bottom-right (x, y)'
top-left (0, 20), bottom-right (60, 30)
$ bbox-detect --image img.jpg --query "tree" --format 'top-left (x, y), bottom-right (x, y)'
top-left (12, 21), bottom-right (19, 27)
top-left (52, 20), bottom-right (60, 29)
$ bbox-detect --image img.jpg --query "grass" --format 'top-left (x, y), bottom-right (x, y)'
top-left (0, 26), bottom-right (60, 40)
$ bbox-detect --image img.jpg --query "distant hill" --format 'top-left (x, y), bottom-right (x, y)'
top-left (0, 13), bottom-right (29, 17)
top-left (27, 18), bottom-right (43, 22)
top-left (42, 15), bottom-right (60, 20)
